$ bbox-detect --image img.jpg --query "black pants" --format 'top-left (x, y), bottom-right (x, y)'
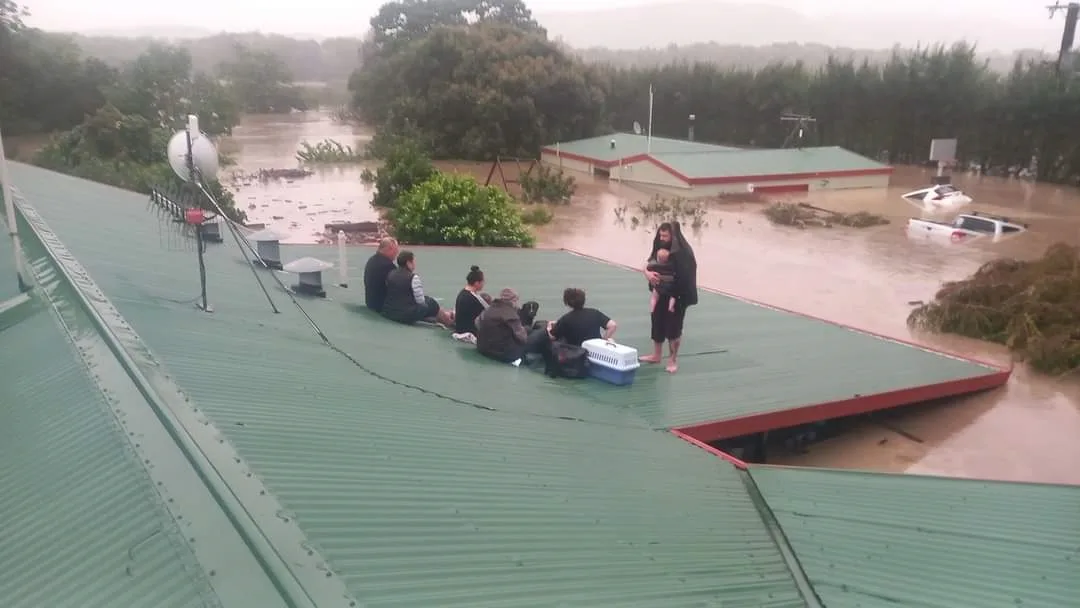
top-left (490, 328), bottom-right (551, 364)
top-left (650, 295), bottom-right (687, 342)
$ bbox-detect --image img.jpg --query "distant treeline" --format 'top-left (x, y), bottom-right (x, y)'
top-left (53, 32), bottom-right (1051, 87)
top-left (59, 32), bottom-right (362, 84)
top-left (572, 42), bottom-right (1052, 75)
top-left (348, 0), bottom-right (1080, 184)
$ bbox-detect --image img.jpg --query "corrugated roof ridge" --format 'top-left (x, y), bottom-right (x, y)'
top-left (12, 192), bottom-right (358, 608)
top-left (736, 468), bottom-right (825, 607)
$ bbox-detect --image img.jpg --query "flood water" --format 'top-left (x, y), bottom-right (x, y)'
top-left (227, 111), bottom-right (1080, 486)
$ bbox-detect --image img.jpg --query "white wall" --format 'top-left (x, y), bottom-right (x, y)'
top-left (540, 152), bottom-right (592, 175)
top-left (611, 159), bottom-right (691, 189)
top-left (668, 173), bottom-right (892, 198)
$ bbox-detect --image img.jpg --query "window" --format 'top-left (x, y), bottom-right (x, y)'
top-left (955, 216), bottom-right (997, 234)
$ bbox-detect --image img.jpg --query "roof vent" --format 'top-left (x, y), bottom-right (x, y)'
top-left (248, 228), bottom-right (284, 270)
top-left (610, 138), bottom-right (616, 149)
top-left (283, 257), bottom-right (333, 298)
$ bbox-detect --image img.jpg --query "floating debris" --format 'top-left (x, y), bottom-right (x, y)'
top-left (764, 202), bottom-right (890, 229)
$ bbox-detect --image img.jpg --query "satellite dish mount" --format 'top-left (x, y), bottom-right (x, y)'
top-left (154, 114), bottom-right (280, 315)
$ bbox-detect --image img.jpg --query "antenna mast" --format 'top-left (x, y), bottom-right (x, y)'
top-left (1047, 2), bottom-right (1080, 72)
top-left (183, 117), bottom-right (210, 312)
top-left (157, 114), bottom-right (279, 314)
top-left (780, 113), bottom-right (817, 149)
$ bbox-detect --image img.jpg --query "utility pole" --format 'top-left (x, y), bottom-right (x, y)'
top-left (1047, 2), bottom-right (1080, 73)
top-left (780, 113), bottom-right (816, 149)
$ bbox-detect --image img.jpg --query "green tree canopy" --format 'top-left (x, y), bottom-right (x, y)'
top-left (600, 44), bottom-right (1080, 181)
top-left (0, 2), bottom-right (118, 135)
top-left (391, 172), bottom-right (534, 246)
top-left (366, 0), bottom-right (543, 56)
top-left (352, 21), bottom-right (605, 159)
top-left (217, 43), bottom-right (306, 113)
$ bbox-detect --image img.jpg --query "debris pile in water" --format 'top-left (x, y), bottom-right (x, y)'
top-left (763, 202), bottom-right (889, 228)
top-left (908, 243), bottom-right (1080, 375)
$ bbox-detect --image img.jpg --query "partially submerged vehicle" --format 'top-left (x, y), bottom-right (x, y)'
top-left (901, 184), bottom-right (973, 210)
top-left (906, 211), bottom-right (1028, 244)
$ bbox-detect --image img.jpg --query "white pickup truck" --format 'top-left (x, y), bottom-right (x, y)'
top-left (906, 211), bottom-right (1027, 244)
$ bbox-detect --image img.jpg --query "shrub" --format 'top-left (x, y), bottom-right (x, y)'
top-left (520, 205), bottom-right (554, 225)
top-left (295, 139), bottom-right (364, 163)
top-left (372, 140), bottom-right (436, 209)
top-left (519, 164), bottom-right (576, 204)
top-left (390, 173), bottom-right (535, 247)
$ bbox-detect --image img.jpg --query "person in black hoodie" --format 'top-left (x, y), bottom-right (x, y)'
top-left (640, 221), bottom-right (698, 374)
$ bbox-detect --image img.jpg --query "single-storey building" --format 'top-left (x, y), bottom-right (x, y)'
top-left (541, 133), bottom-right (892, 196)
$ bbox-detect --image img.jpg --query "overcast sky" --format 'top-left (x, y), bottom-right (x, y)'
top-left (21, 0), bottom-right (1066, 45)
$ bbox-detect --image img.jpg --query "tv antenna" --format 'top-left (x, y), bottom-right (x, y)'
top-left (152, 114), bottom-right (279, 314)
top-left (780, 113), bottom-right (817, 148)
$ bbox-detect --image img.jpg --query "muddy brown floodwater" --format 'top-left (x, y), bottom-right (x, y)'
top-left (229, 111), bottom-right (1080, 486)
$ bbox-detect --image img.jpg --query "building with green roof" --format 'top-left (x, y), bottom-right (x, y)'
top-left (541, 134), bottom-right (891, 196)
top-left (2, 163), bottom-right (1076, 608)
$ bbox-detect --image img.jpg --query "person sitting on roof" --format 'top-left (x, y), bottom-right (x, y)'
top-left (452, 265), bottom-right (489, 343)
top-left (362, 237), bottom-right (398, 313)
top-left (381, 250), bottom-right (455, 326)
top-left (475, 288), bottom-right (548, 366)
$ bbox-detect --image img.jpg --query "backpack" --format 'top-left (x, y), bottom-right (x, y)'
top-left (547, 341), bottom-right (590, 379)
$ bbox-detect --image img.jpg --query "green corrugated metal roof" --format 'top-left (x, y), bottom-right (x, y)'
top-left (285, 244), bottom-right (995, 432)
top-left (7, 161), bottom-right (994, 434)
top-left (7, 162), bottom-right (810, 607)
top-left (749, 466), bottom-right (1080, 608)
top-left (545, 132), bottom-right (738, 163)
top-left (0, 310), bottom-right (222, 608)
top-left (652, 146), bottom-right (890, 180)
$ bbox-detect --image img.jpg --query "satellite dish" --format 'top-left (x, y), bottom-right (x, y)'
top-left (633, 121), bottom-right (643, 135)
top-left (167, 115), bottom-right (220, 182)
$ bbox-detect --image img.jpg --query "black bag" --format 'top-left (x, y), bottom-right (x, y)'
top-left (547, 340), bottom-right (589, 379)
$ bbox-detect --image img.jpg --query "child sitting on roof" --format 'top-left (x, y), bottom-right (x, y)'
top-left (646, 247), bottom-right (677, 313)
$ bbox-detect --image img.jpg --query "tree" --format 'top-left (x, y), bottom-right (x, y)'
top-left (352, 20), bottom-right (605, 159)
top-left (600, 44), bottom-right (1080, 182)
top-left (390, 172), bottom-right (534, 246)
top-left (372, 140), bottom-right (437, 208)
top-left (0, 3), bottom-right (119, 136)
top-left (217, 43), bottom-right (307, 113)
top-left (106, 43), bottom-right (239, 137)
top-left (365, 0), bottom-right (544, 56)
top-left (30, 44), bottom-right (246, 222)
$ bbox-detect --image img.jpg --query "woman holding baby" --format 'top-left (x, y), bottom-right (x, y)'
top-left (641, 221), bottom-right (698, 374)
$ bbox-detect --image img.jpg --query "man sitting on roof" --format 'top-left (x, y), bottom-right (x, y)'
top-left (363, 237), bottom-right (398, 312)
top-left (381, 250), bottom-right (455, 326)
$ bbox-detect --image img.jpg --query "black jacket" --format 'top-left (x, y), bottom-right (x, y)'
top-left (650, 221), bottom-right (699, 306)
top-left (476, 300), bottom-right (527, 361)
top-left (382, 267), bottom-right (421, 323)
top-left (363, 253), bottom-right (395, 311)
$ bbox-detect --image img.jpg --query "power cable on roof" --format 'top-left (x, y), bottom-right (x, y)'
top-left (196, 180), bottom-right (612, 427)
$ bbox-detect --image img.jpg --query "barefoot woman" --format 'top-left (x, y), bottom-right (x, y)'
top-left (641, 222), bottom-right (698, 373)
